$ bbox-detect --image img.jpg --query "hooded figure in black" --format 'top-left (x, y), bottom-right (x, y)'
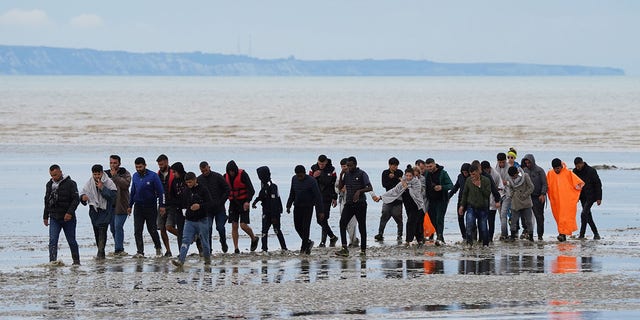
top-left (573, 157), bottom-right (602, 239)
top-left (252, 166), bottom-right (288, 252)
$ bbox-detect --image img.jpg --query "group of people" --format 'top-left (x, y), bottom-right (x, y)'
top-left (43, 149), bottom-right (603, 265)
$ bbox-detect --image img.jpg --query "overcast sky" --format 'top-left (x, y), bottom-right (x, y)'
top-left (1, 0), bottom-right (638, 74)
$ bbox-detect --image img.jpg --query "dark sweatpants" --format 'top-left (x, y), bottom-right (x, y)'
top-left (133, 204), bottom-right (162, 255)
top-left (293, 205), bottom-right (314, 252)
top-left (339, 202), bottom-right (367, 251)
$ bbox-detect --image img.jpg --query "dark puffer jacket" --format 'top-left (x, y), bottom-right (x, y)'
top-left (44, 176), bottom-right (80, 221)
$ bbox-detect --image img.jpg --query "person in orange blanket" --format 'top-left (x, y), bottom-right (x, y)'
top-left (546, 158), bottom-right (584, 242)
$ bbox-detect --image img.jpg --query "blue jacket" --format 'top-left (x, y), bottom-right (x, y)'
top-left (129, 169), bottom-right (165, 207)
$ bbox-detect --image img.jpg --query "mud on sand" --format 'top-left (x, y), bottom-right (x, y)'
top-left (2, 233), bottom-right (640, 319)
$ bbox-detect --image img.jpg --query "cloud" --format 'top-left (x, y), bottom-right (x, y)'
top-left (0, 8), bottom-right (50, 27)
top-left (69, 14), bottom-right (104, 28)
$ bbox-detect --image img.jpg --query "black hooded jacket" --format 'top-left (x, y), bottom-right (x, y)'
top-left (573, 163), bottom-right (603, 202)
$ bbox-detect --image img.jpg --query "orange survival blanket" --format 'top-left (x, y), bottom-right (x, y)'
top-left (546, 163), bottom-right (585, 235)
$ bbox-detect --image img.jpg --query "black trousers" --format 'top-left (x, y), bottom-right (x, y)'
top-left (340, 202), bottom-right (367, 251)
top-left (293, 205), bottom-right (313, 252)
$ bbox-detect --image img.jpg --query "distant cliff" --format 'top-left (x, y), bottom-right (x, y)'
top-left (0, 45), bottom-right (625, 76)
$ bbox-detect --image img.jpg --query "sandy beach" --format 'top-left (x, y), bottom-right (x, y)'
top-left (2, 228), bottom-right (640, 319)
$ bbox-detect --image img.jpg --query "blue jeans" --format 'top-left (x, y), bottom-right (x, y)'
top-left (465, 207), bottom-right (489, 246)
top-left (179, 217), bottom-right (211, 262)
top-left (110, 213), bottom-right (128, 252)
top-left (49, 218), bottom-right (80, 262)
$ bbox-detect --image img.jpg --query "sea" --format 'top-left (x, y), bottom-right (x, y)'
top-left (1, 76), bottom-right (640, 318)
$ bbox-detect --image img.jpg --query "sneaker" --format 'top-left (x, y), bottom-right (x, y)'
top-left (155, 248), bottom-right (163, 256)
top-left (557, 234), bottom-right (567, 242)
top-left (164, 251), bottom-right (172, 257)
top-left (348, 238), bottom-right (360, 248)
top-left (250, 237), bottom-right (259, 252)
top-left (329, 235), bottom-right (339, 247)
top-left (72, 260), bottom-right (81, 266)
top-left (318, 242), bottom-right (326, 248)
top-left (234, 248), bottom-right (240, 254)
top-left (435, 240), bottom-right (443, 246)
top-left (171, 258), bottom-right (183, 267)
top-left (593, 234), bottom-right (601, 240)
top-left (359, 250), bottom-right (366, 257)
top-left (374, 234), bottom-right (384, 242)
top-left (305, 241), bottom-right (314, 255)
top-left (397, 235), bottom-right (403, 242)
top-left (499, 235), bottom-right (507, 241)
top-left (115, 251), bottom-right (129, 257)
top-left (132, 253), bottom-right (144, 259)
top-left (578, 235), bottom-right (586, 240)
top-left (506, 236), bottom-right (516, 242)
top-left (520, 232), bottom-right (527, 240)
top-left (204, 257), bottom-right (211, 265)
top-left (335, 247), bottom-right (349, 257)
top-left (221, 242), bottom-right (229, 253)
top-left (538, 236), bottom-right (543, 241)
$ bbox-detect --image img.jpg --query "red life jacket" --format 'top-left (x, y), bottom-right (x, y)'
top-left (226, 169), bottom-right (248, 200)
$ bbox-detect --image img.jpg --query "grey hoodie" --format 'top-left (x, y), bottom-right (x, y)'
top-left (505, 167), bottom-right (534, 211)
top-left (521, 154), bottom-right (548, 197)
top-left (381, 176), bottom-right (425, 212)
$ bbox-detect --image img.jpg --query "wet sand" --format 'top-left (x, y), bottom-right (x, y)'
top-left (2, 229), bottom-right (640, 319)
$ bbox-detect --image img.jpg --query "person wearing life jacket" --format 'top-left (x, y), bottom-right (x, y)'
top-left (224, 160), bottom-right (259, 254)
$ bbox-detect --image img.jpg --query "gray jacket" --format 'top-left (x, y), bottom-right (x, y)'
top-left (506, 168), bottom-right (534, 211)
top-left (522, 154), bottom-right (548, 197)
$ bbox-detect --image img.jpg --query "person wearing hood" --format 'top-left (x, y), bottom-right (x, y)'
top-left (547, 158), bottom-right (584, 242)
top-left (286, 165), bottom-right (323, 255)
top-left (573, 157), bottom-right (602, 240)
top-left (81, 164), bottom-right (118, 260)
top-left (105, 155), bottom-right (131, 256)
top-left (252, 166), bottom-right (288, 252)
top-left (448, 163), bottom-right (471, 241)
top-left (424, 158), bottom-right (453, 246)
top-left (309, 155), bottom-right (339, 247)
top-left (458, 164), bottom-right (492, 247)
top-left (375, 165), bottom-right (425, 246)
top-left (504, 166), bottom-right (534, 241)
top-left (522, 153), bottom-right (548, 241)
top-left (224, 160), bottom-right (259, 254)
top-left (44, 164), bottom-right (80, 265)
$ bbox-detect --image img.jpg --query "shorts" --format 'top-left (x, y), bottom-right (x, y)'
top-left (157, 206), bottom-right (180, 229)
top-left (228, 201), bottom-right (250, 224)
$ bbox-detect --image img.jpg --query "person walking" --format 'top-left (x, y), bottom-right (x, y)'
top-left (374, 157), bottom-right (404, 243)
top-left (573, 157), bottom-right (602, 240)
top-left (547, 158), bottom-right (584, 242)
top-left (286, 165), bottom-right (323, 255)
top-left (505, 167), bottom-right (534, 242)
top-left (128, 157), bottom-right (165, 258)
top-left (521, 154), bottom-right (548, 241)
top-left (309, 155), bottom-right (339, 247)
top-left (172, 172), bottom-right (213, 266)
top-left (105, 155), bottom-right (131, 256)
top-left (43, 164), bottom-right (80, 265)
top-left (458, 164), bottom-right (492, 247)
top-left (80, 164), bottom-right (117, 260)
top-left (198, 161), bottom-right (231, 253)
top-left (335, 156), bottom-right (372, 257)
top-left (252, 166), bottom-right (288, 252)
top-left (224, 160), bottom-right (259, 253)
top-left (424, 158), bottom-right (453, 246)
